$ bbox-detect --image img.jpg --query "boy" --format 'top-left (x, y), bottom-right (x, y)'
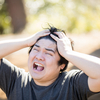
top-left (0, 26), bottom-right (100, 100)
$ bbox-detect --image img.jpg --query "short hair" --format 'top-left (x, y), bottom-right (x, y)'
top-left (28, 26), bottom-right (74, 72)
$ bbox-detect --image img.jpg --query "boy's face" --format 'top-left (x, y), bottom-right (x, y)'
top-left (28, 38), bottom-right (64, 86)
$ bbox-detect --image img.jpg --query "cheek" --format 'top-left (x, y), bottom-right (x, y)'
top-left (45, 56), bottom-right (58, 67)
top-left (28, 52), bottom-right (36, 64)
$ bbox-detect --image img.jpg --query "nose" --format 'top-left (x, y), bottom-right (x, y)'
top-left (36, 52), bottom-right (44, 61)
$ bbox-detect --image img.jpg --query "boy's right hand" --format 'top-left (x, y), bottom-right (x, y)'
top-left (25, 29), bottom-right (50, 47)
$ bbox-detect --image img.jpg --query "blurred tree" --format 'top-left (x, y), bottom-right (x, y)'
top-left (5, 0), bottom-right (27, 33)
top-left (1, 0), bottom-right (100, 34)
top-left (25, 0), bottom-right (100, 33)
top-left (0, 0), bottom-right (11, 34)
top-left (0, 0), bottom-right (26, 34)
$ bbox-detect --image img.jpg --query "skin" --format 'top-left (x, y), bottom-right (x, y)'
top-left (28, 38), bottom-right (65, 86)
top-left (51, 32), bottom-right (100, 92)
top-left (0, 29), bottom-right (100, 92)
top-left (0, 30), bottom-right (50, 59)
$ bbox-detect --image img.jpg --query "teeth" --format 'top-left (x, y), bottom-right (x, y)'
top-left (35, 63), bottom-right (43, 67)
top-left (34, 67), bottom-right (37, 69)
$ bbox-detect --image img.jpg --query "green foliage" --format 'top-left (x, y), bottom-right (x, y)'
top-left (0, 0), bottom-right (11, 34)
top-left (0, 0), bottom-right (100, 34)
top-left (25, 0), bottom-right (100, 33)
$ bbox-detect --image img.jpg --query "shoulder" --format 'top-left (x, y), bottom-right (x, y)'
top-left (61, 69), bottom-right (88, 86)
top-left (0, 59), bottom-right (1, 66)
top-left (62, 69), bottom-right (83, 78)
top-left (0, 59), bottom-right (3, 67)
top-left (61, 70), bottom-right (96, 98)
top-left (0, 58), bottom-right (28, 79)
top-left (58, 69), bottom-right (84, 83)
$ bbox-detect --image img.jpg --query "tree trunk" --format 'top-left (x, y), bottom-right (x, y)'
top-left (5, 0), bottom-right (26, 33)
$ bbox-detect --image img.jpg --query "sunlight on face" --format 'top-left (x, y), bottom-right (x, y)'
top-left (28, 38), bottom-right (62, 86)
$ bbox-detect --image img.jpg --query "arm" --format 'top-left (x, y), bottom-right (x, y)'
top-left (0, 39), bottom-right (27, 59)
top-left (64, 51), bottom-right (100, 92)
top-left (51, 32), bottom-right (100, 92)
top-left (0, 30), bottom-right (49, 60)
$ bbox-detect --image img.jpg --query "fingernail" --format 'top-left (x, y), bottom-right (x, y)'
top-left (45, 32), bottom-right (50, 35)
top-left (50, 34), bottom-right (53, 36)
top-left (45, 29), bottom-right (49, 32)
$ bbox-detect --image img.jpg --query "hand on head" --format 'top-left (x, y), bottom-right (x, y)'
top-left (28, 26), bottom-right (73, 58)
top-left (26, 29), bottom-right (50, 47)
top-left (50, 32), bottom-right (73, 57)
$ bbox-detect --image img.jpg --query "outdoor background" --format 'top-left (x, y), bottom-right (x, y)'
top-left (0, 0), bottom-right (100, 100)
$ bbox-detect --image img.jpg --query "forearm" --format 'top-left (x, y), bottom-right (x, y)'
top-left (65, 51), bottom-right (100, 79)
top-left (0, 30), bottom-right (50, 59)
top-left (0, 39), bottom-right (28, 59)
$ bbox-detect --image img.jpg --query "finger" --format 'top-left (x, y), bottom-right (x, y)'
top-left (40, 29), bottom-right (50, 36)
top-left (62, 32), bottom-right (66, 37)
top-left (43, 29), bottom-right (50, 35)
top-left (54, 32), bottom-right (64, 38)
top-left (50, 34), bottom-right (59, 41)
top-left (44, 29), bottom-right (50, 33)
top-left (42, 32), bottom-right (50, 36)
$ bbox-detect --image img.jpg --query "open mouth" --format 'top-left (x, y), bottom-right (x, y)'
top-left (33, 62), bottom-right (44, 71)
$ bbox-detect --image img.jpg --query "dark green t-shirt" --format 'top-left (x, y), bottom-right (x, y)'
top-left (0, 58), bottom-right (95, 100)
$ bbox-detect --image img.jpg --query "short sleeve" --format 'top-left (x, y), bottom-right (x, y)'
top-left (0, 58), bottom-right (24, 97)
top-left (77, 71), bottom-right (93, 97)
top-left (67, 70), bottom-right (97, 99)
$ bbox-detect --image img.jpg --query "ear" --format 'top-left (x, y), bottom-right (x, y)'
top-left (60, 64), bottom-right (65, 70)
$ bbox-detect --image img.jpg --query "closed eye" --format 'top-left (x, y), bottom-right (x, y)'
top-left (33, 48), bottom-right (39, 52)
top-left (45, 52), bottom-right (53, 56)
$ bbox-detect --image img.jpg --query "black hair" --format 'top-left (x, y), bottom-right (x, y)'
top-left (28, 26), bottom-right (74, 72)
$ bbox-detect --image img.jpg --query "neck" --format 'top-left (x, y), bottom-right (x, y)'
top-left (33, 76), bottom-right (59, 86)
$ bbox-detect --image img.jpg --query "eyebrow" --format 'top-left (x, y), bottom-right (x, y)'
top-left (34, 44), bottom-right (40, 48)
top-left (34, 44), bottom-right (55, 53)
top-left (45, 48), bottom-right (55, 53)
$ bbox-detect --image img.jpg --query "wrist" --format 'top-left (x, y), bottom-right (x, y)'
top-left (23, 38), bottom-right (30, 47)
top-left (18, 38), bottom-right (28, 48)
top-left (63, 50), bottom-right (74, 60)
